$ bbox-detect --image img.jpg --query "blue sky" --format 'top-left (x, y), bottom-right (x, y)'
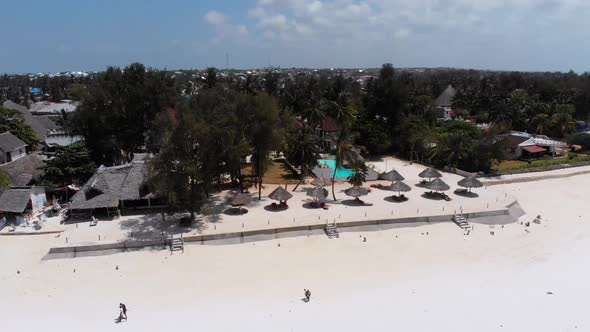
top-left (1, 0), bottom-right (589, 73)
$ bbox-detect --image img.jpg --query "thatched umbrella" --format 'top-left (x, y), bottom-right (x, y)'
top-left (230, 193), bottom-right (252, 214)
top-left (388, 181), bottom-right (412, 197)
top-left (383, 169), bottom-right (404, 182)
top-left (418, 167), bottom-right (442, 181)
top-left (344, 186), bottom-right (369, 200)
top-left (268, 186), bottom-right (293, 202)
top-left (311, 176), bottom-right (332, 187)
top-left (457, 176), bottom-right (483, 192)
top-left (307, 187), bottom-right (328, 202)
top-left (424, 178), bottom-right (450, 193)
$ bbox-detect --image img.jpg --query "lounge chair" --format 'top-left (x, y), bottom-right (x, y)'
top-left (90, 216), bottom-right (98, 226)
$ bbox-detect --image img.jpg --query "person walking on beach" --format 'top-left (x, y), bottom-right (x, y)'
top-left (119, 303), bottom-right (128, 320)
top-left (305, 289), bottom-right (311, 302)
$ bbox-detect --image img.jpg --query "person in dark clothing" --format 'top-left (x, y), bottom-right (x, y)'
top-left (119, 303), bottom-right (127, 320)
top-left (305, 289), bottom-right (311, 302)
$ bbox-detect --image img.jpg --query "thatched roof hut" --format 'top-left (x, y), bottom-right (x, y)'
top-left (425, 178), bottom-right (450, 192)
top-left (457, 176), bottom-right (483, 190)
top-left (418, 167), bottom-right (442, 180)
top-left (382, 169), bottom-right (404, 182)
top-left (268, 186), bottom-right (293, 202)
top-left (344, 186), bottom-right (369, 198)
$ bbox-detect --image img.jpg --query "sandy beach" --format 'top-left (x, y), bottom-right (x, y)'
top-left (1, 165), bottom-right (590, 332)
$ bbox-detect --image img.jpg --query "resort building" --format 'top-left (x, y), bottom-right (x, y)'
top-left (316, 116), bottom-right (340, 151)
top-left (434, 85), bottom-right (457, 121)
top-left (69, 154), bottom-right (162, 219)
top-left (0, 186), bottom-right (47, 225)
top-left (503, 131), bottom-right (567, 159)
top-left (0, 132), bottom-right (27, 164)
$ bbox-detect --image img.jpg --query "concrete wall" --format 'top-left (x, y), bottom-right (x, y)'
top-left (47, 204), bottom-right (514, 254)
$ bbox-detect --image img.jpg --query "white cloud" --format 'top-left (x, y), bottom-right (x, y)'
top-left (203, 10), bottom-right (249, 42)
top-left (201, 0), bottom-right (590, 70)
top-left (204, 10), bottom-right (228, 25)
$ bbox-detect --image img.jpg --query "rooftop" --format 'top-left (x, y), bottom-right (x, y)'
top-left (0, 132), bottom-right (26, 152)
top-left (29, 100), bottom-right (79, 115)
top-left (69, 158), bottom-right (150, 210)
top-left (0, 188), bottom-right (31, 213)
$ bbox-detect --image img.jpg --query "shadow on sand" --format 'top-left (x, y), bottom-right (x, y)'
top-left (341, 199), bottom-right (373, 207)
top-left (223, 207), bottom-right (249, 216)
top-left (263, 204), bottom-right (289, 212)
top-left (454, 190), bottom-right (479, 198)
top-left (383, 196), bottom-right (409, 203)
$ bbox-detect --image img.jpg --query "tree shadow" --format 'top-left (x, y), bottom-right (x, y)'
top-left (119, 212), bottom-right (209, 241)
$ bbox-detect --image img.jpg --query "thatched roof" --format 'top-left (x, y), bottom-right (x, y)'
top-left (0, 132), bottom-right (26, 152)
top-left (268, 186), bottom-right (293, 201)
top-left (418, 167), bottom-right (442, 179)
top-left (344, 186), bottom-right (369, 198)
top-left (311, 176), bottom-right (332, 187)
top-left (3, 100), bottom-right (58, 139)
top-left (457, 176), bottom-right (483, 189)
top-left (389, 181), bottom-right (411, 193)
top-left (383, 169), bottom-right (404, 182)
top-left (230, 193), bottom-right (252, 206)
top-left (307, 187), bottom-right (328, 201)
top-left (0, 154), bottom-right (45, 185)
top-left (13, 173), bottom-right (33, 187)
top-left (433, 85), bottom-right (456, 107)
top-left (69, 161), bottom-right (150, 210)
top-left (425, 178), bottom-right (450, 192)
top-left (0, 188), bottom-right (31, 213)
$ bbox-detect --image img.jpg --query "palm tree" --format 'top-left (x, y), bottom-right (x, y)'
top-left (331, 131), bottom-right (357, 201)
top-left (347, 160), bottom-right (368, 187)
top-left (324, 92), bottom-right (357, 128)
top-left (289, 127), bottom-right (321, 191)
top-left (528, 113), bottom-right (550, 135)
top-left (551, 108), bottom-right (576, 138)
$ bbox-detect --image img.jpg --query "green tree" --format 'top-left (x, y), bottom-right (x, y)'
top-left (249, 93), bottom-right (282, 200)
top-left (551, 104), bottom-right (576, 138)
top-left (41, 143), bottom-right (96, 187)
top-left (0, 107), bottom-right (39, 146)
top-left (148, 107), bottom-right (208, 220)
top-left (347, 160), bottom-right (368, 187)
top-left (287, 126), bottom-right (321, 190)
top-left (0, 170), bottom-right (10, 188)
top-left (331, 131), bottom-right (358, 200)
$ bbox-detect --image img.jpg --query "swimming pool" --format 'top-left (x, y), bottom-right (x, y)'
top-left (317, 159), bottom-right (355, 178)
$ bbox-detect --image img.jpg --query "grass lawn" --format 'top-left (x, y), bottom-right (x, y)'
top-left (241, 160), bottom-right (301, 184)
top-left (493, 153), bottom-right (590, 173)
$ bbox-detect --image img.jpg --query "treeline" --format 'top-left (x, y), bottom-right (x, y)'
top-left (4, 63), bottom-right (590, 195)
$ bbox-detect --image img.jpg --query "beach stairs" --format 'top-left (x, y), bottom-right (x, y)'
top-left (325, 223), bottom-right (340, 239)
top-left (452, 214), bottom-right (471, 230)
top-left (169, 234), bottom-right (184, 253)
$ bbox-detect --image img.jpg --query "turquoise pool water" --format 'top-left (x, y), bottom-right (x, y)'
top-left (317, 159), bottom-right (355, 178)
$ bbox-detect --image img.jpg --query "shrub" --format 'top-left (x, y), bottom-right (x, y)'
top-left (568, 133), bottom-right (590, 150)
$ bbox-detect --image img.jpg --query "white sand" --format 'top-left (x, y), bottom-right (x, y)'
top-left (54, 158), bottom-right (513, 246)
top-left (1, 167), bottom-right (590, 331)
